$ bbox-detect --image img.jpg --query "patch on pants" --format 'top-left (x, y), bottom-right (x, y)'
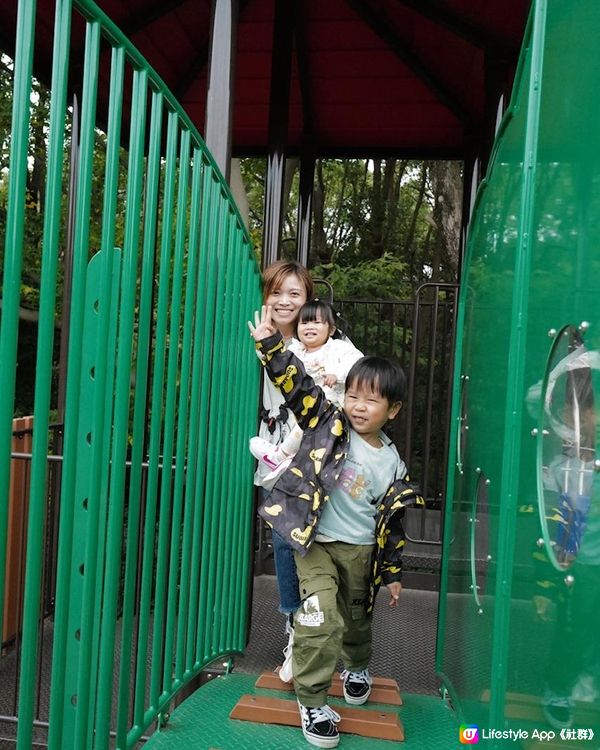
top-left (297, 594), bottom-right (325, 627)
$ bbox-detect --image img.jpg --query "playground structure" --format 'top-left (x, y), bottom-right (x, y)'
top-left (0, 1), bottom-right (599, 749)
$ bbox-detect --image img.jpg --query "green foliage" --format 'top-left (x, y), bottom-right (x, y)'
top-left (239, 157), bottom-right (266, 256)
top-left (239, 156), bottom-right (462, 295)
top-left (312, 254), bottom-right (411, 300)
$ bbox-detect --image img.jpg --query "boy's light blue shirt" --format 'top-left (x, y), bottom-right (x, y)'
top-left (316, 428), bottom-right (403, 545)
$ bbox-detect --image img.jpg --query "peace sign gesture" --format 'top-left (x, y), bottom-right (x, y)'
top-left (248, 305), bottom-right (277, 341)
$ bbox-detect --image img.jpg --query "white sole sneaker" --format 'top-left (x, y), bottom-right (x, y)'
top-left (301, 729), bottom-right (340, 748)
top-left (298, 701), bottom-right (340, 748)
top-left (341, 668), bottom-right (372, 705)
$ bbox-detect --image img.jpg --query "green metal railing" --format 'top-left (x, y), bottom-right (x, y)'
top-left (0, 1), bottom-right (262, 748)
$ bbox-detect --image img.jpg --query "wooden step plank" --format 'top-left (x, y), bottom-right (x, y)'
top-left (230, 694), bottom-right (404, 741)
top-left (255, 671), bottom-right (402, 705)
top-left (481, 690), bottom-right (600, 725)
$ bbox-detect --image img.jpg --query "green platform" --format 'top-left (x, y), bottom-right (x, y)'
top-left (144, 673), bottom-right (459, 749)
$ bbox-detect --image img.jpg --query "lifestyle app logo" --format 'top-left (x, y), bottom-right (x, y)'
top-left (459, 725), bottom-right (479, 744)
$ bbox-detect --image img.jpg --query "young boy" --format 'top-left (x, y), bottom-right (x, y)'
top-left (249, 306), bottom-right (423, 749)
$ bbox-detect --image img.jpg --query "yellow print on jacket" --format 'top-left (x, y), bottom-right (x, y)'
top-left (291, 526), bottom-right (312, 545)
top-left (301, 394), bottom-right (318, 416)
top-left (273, 365), bottom-right (297, 393)
top-left (309, 447), bottom-right (327, 474)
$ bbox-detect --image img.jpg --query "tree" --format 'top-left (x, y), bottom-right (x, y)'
top-left (238, 157), bottom-right (463, 298)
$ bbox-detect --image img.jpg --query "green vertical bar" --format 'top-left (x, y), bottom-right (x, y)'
top-left (48, 13), bottom-right (100, 747)
top-left (191, 175), bottom-right (225, 666)
top-left (93, 67), bottom-right (149, 750)
top-left (147, 111), bottom-right (180, 708)
top-left (209, 214), bottom-right (241, 653)
top-left (225, 240), bottom-right (249, 649)
top-left (16, 6), bottom-right (78, 750)
top-left (68, 43), bottom-right (125, 750)
top-left (173, 149), bottom-right (204, 681)
top-left (126, 110), bottom-right (193, 712)
top-left (160, 128), bottom-right (192, 692)
top-left (0, 0), bottom-right (37, 649)
top-left (231, 236), bottom-right (259, 649)
top-left (490, 0), bottom-right (546, 733)
top-left (184, 164), bottom-right (220, 671)
top-left (198, 199), bottom-right (231, 661)
top-left (218, 227), bottom-right (245, 650)
top-left (61, 21), bottom-right (103, 748)
top-left (236, 257), bottom-right (263, 646)
top-left (120, 88), bottom-right (164, 742)
top-left (69, 246), bottom-right (120, 750)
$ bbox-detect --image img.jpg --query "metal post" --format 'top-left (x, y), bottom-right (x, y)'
top-left (296, 145), bottom-right (315, 266)
top-left (262, 0), bottom-right (294, 267)
top-left (204, 0), bottom-right (239, 182)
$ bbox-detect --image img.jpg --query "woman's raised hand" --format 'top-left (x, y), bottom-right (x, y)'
top-left (248, 305), bottom-right (277, 341)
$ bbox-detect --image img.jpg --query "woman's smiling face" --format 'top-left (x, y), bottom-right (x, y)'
top-left (264, 273), bottom-right (308, 336)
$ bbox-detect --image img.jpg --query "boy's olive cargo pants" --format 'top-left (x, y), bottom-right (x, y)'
top-left (292, 540), bottom-right (374, 707)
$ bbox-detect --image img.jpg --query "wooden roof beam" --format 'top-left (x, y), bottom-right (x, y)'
top-left (173, 43), bottom-right (210, 100)
top-left (121, 0), bottom-right (189, 37)
top-left (293, 3), bottom-right (314, 135)
top-left (345, 0), bottom-right (473, 127)
top-left (396, 0), bottom-right (518, 58)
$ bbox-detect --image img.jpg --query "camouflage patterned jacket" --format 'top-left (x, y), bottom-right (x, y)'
top-left (256, 332), bottom-right (424, 611)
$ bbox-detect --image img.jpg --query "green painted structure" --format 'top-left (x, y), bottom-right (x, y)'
top-left (0, 1), bottom-right (261, 748)
top-left (0, 0), bottom-right (599, 749)
top-left (437, 0), bottom-right (600, 746)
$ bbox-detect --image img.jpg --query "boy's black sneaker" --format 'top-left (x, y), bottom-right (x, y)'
top-left (297, 700), bottom-right (340, 748)
top-left (340, 668), bottom-right (372, 705)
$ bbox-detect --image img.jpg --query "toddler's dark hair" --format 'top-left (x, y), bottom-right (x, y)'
top-left (297, 299), bottom-right (337, 330)
top-left (345, 356), bottom-right (406, 404)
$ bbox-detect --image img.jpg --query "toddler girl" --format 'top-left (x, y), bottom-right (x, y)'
top-left (250, 299), bottom-right (363, 487)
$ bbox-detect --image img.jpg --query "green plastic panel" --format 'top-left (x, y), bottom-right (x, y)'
top-left (438, 1), bottom-right (600, 747)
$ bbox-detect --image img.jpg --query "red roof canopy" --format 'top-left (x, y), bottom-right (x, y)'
top-left (1, 0), bottom-right (530, 157)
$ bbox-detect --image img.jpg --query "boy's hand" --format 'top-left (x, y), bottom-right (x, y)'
top-left (386, 582), bottom-right (402, 608)
top-left (248, 305), bottom-right (277, 341)
top-left (322, 373), bottom-right (337, 387)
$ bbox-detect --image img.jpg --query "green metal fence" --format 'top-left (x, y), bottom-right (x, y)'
top-left (0, 1), bottom-right (262, 748)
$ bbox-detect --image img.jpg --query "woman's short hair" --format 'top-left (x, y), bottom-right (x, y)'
top-left (345, 356), bottom-right (406, 404)
top-left (262, 260), bottom-right (314, 301)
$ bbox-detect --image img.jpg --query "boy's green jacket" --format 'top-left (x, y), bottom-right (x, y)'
top-left (256, 331), bottom-right (424, 612)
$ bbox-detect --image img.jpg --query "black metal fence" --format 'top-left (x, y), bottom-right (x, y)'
top-left (336, 283), bottom-right (459, 512)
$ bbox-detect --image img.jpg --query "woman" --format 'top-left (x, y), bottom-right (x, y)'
top-left (255, 260), bottom-right (314, 681)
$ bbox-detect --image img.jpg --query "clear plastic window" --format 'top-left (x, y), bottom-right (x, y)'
top-left (538, 326), bottom-right (599, 569)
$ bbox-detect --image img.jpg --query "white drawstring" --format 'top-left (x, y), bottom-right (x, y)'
top-left (340, 668), bottom-right (371, 684)
top-left (310, 705), bottom-right (341, 724)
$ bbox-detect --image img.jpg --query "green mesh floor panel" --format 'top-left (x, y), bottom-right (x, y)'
top-left (144, 673), bottom-right (459, 749)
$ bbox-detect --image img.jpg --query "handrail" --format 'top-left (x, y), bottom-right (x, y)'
top-left (0, 1), bottom-right (262, 748)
